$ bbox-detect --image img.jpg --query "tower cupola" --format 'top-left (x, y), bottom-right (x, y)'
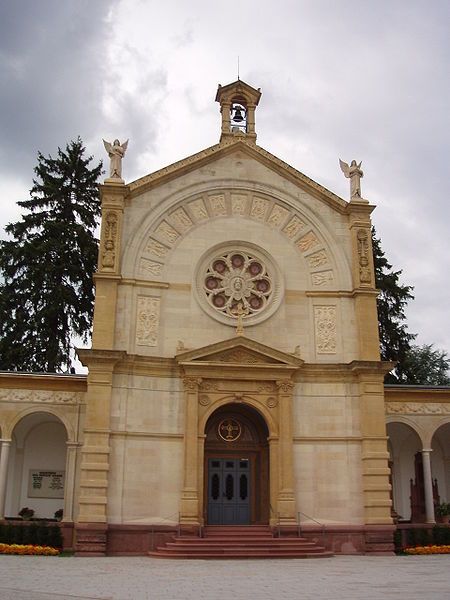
top-left (215, 80), bottom-right (262, 143)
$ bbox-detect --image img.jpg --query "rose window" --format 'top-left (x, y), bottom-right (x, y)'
top-left (203, 251), bottom-right (273, 319)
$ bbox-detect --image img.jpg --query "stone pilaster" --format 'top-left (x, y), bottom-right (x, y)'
top-left (62, 441), bottom-right (79, 522)
top-left (276, 380), bottom-right (297, 525)
top-left (180, 376), bottom-right (202, 525)
top-left (75, 349), bottom-right (124, 555)
top-left (346, 203), bottom-right (380, 361)
top-left (92, 180), bottom-right (128, 351)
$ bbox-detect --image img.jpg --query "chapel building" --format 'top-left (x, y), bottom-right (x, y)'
top-left (0, 80), bottom-right (449, 556)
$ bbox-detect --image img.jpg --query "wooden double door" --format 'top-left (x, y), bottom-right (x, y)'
top-left (204, 403), bottom-right (269, 526)
top-left (207, 457), bottom-right (251, 525)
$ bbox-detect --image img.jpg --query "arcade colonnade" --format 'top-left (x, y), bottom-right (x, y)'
top-left (0, 374), bottom-right (449, 553)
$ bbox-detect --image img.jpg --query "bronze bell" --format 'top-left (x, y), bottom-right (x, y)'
top-left (232, 106), bottom-right (245, 122)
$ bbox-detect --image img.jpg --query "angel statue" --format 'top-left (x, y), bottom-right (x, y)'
top-left (339, 159), bottom-right (363, 200)
top-left (103, 139), bottom-right (129, 179)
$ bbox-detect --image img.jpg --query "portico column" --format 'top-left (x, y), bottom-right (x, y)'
top-left (0, 440), bottom-right (11, 518)
top-left (276, 380), bottom-right (296, 524)
top-left (180, 376), bottom-right (202, 525)
top-left (421, 449), bottom-right (435, 523)
top-left (62, 442), bottom-right (79, 522)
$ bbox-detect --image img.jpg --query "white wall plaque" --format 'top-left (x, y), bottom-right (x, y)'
top-left (28, 470), bottom-right (65, 499)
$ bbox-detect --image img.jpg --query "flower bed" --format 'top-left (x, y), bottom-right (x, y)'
top-left (0, 543), bottom-right (59, 555)
top-left (404, 545), bottom-right (450, 555)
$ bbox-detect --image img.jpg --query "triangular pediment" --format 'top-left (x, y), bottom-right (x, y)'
top-left (127, 139), bottom-right (348, 213)
top-left (176, 336), bottom-right (302, 368)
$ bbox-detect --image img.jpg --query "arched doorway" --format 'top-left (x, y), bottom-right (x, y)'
top-left (6, 412), bottom-right (68, 519)
top-left (204, 403), bottom-right (269, 525)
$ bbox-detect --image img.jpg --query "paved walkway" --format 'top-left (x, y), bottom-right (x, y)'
top-left (0, 555), bottom-right (448, 600)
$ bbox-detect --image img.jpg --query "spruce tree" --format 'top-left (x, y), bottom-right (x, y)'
top-left (0, 138), bottom-right (102, 372)
top-left (372, 228), bottom-right (416, 383)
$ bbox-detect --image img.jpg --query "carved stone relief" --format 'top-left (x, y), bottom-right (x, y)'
top-left (311, 271), bottom-right (334, 286)
top-left (0, 389), bottom-right (82, 404)
top-left (145, 238), bottom-right (169, 258)
top-left (155, 221), bottom-right (179, 245)
top-left (188, 199), bottom-right (208, 220)
top-left (135, 296), bottom-right (160, 346)
top-left (314, 306), bottom-right (337, 354)
top-left (306, 250), bottom-right (328, 268)
top-left (357, 228), bottom-right (372, 285)
top-left (296, 231), bottom-right (319, 253)
top-left (267, 204), bottom-right (289, 227)
top-left (139, 258), bottom-right (163, 277)
top-left (386, 402), bottom-right (450, 415)
top-left (170, 208), bottom-right (193, 233)
top-left (283, 216), bottom-right (305, 239)
top-left (100, 211), bottom-right (118, 270)
top-left (137, 190), bottom-right (336, 287)
top-left (250, 197), bottom-right (269, 221)
top-left (231, 194), bottom-right (248, 215)
top-left (209, 194), bottom-right (227, 216)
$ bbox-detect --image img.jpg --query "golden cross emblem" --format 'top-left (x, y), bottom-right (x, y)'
top-left (218, 419), bottom-right (242, 442)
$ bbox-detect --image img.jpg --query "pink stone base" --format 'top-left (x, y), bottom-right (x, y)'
top-left (75, 522), bottom-right (108, 556)
top-left (73, 522), bottom-right (395, 556)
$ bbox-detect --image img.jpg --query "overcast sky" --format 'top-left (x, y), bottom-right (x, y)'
top-left (0, 0), bottom-right (449, 356)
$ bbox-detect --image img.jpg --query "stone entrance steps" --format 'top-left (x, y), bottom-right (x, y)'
top-left (149, 525), bottom-right (333, 559)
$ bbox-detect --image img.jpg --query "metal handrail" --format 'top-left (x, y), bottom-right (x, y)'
top-left (269, 504), bottom-right (280, 537)
top-left (297, 511), bottom-right (325, 546)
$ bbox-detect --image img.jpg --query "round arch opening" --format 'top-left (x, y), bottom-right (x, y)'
top-left (204, 402), bottom-right (269, 526)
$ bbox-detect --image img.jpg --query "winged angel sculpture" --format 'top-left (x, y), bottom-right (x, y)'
top-left (339, 159), bottom-right (363, 200)
top-left (103, 139), bottom-right (129, 179)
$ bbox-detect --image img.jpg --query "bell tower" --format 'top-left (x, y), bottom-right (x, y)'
top-left (215, 80), bottom-right (262, 143)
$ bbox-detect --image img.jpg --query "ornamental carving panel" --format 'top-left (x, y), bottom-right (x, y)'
top-left (0, 389), bottom-right (82, 404)
top-left (314, 306), bottom-right (337, 354)
top-left (283, 216), bottom-right (305, 239)
top-left (188, 199), bottom-right (208, 220)
top-left (386, 402), bottom-right (450, 415)
top-left (135, 296), bottom-right (160, 346)
top-left (267, 204), bottom-right (289, 227)
top-left (296, 231), bottom-right (319, 253)
top-left (139, 258), bottom-right (163, 277)
top-left (170, 208), bottom-right (193, 233)
top-left (100, 211), bottom-right (118, 270)
top-left (145, 238), bottom-right (169, 258)
top-left (357, 228), bottom-right (372, 285)
top-left (209, 194), bottom-right (227, 216)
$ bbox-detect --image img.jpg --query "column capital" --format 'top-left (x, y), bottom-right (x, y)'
top-left (276, 380), bottom-right (294, 394)
top-left (421, 448), bottom-right (433, 454)
top-left (183, 377), bottom-right (202, 392)
top-left (0, 439), bottom-right (12, 446)
top-left (66, 441), bottom-right (81, 448)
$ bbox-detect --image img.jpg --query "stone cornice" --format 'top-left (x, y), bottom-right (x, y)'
top-left (127, 138), bottom-right (348, 213)
top-left (0, 372), bottom-right (87, 392)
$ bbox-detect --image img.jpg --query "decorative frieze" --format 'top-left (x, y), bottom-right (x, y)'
top-left (137, 190), bottom-right (336, 288)
top-left (386, 402), bottom-right (450, 415)
top-left (135, 296), bottom-right (160, 347)
top-left (314, 306), bottom-right (337, 354)
top-left (276, 380), bottom-right (295, 393)
top-left (0, 389), bottom-right (82, 404)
